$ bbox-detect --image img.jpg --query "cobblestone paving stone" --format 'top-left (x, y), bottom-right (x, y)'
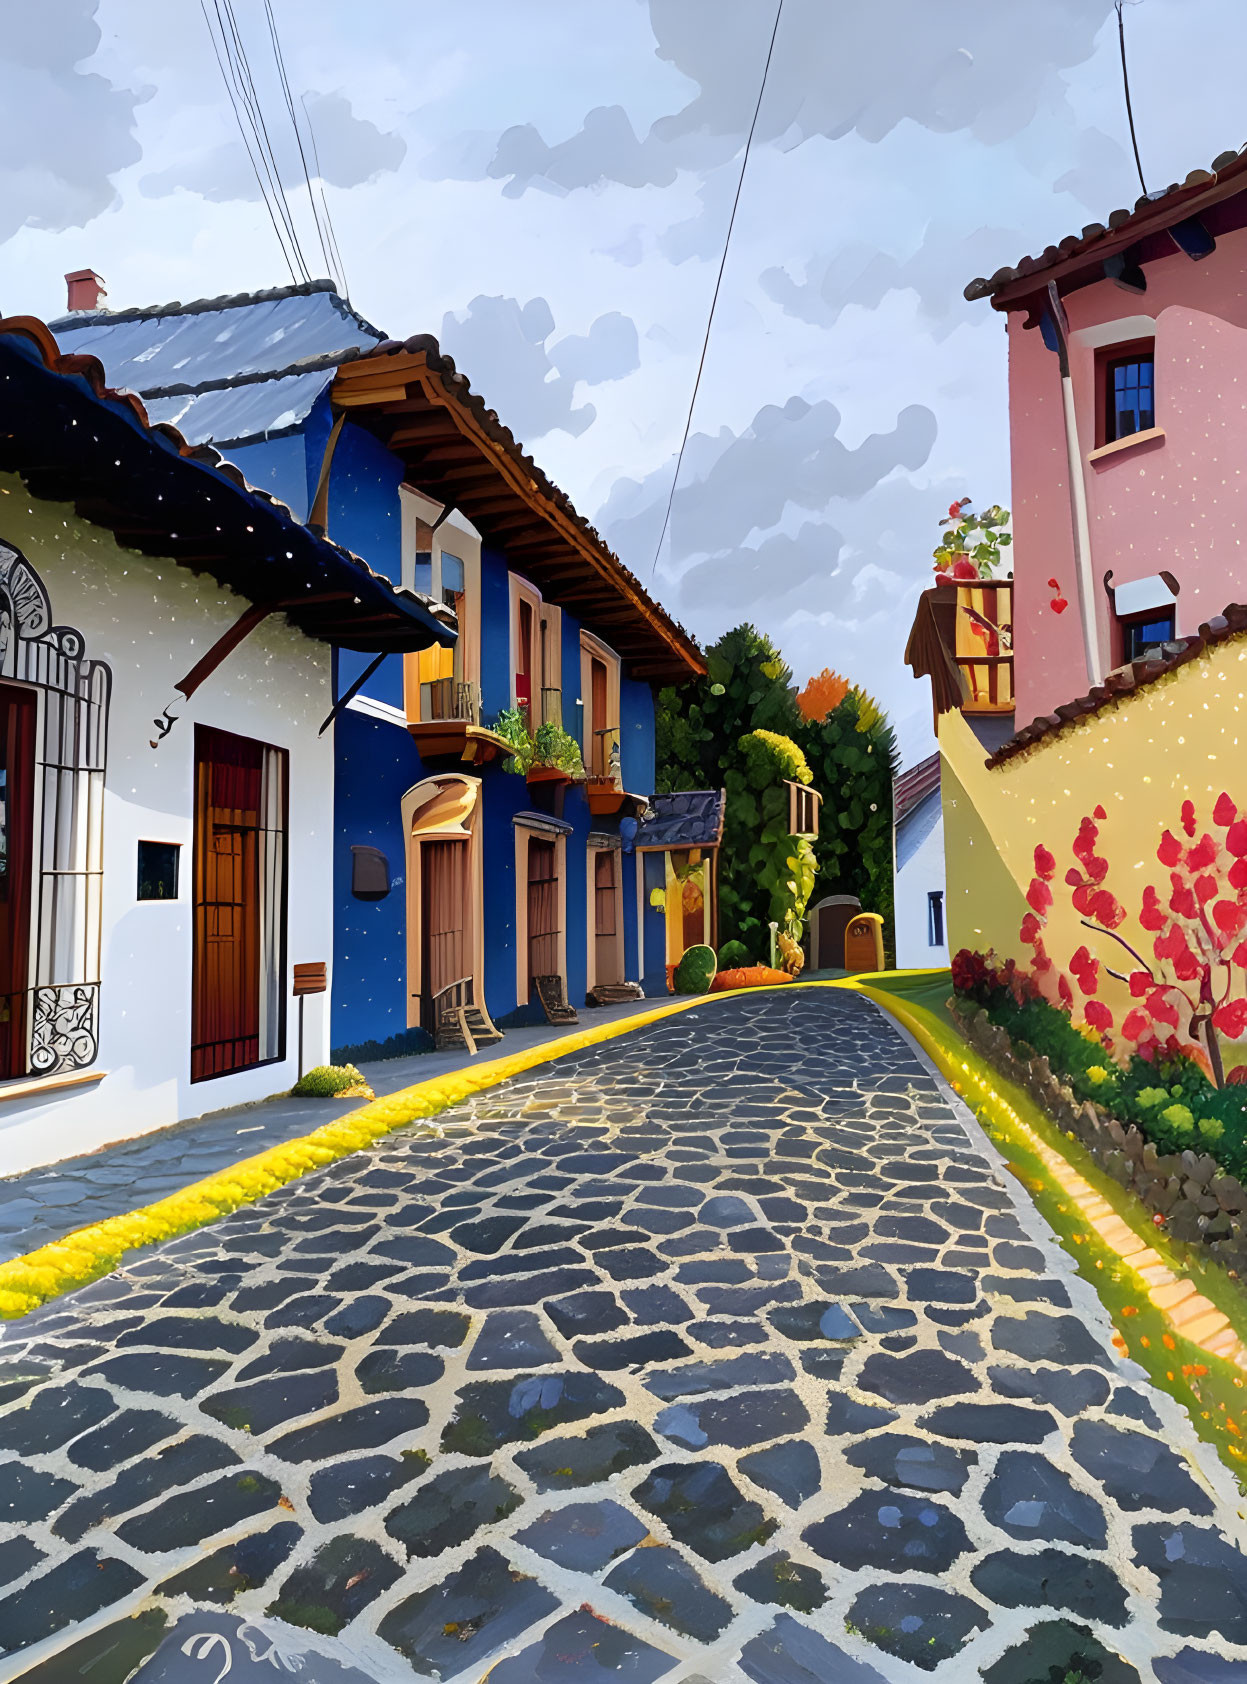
top-left (1, 990), bottom-right (1246, 1682)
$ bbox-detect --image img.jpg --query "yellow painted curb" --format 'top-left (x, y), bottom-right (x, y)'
top-left (857, 984), bottom-right (1247, 1380)
top-left (0, 986), bottom-right (809, 1319)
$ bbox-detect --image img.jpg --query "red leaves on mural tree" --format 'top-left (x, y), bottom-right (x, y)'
top-left (1034, 844), bottom-right (1056, 881)
top-left (1227, 820), bottom-right (1247, 858)
top-left (1158, 830), bottom-right (1183, 868)
top-left (1121, 1008), bottom-right (1150, 1042)
top-left (1215, 792), bottom-right (1238, 827)
top-left (1181, 799), bottom-right (1197, 838)
top-left (1214, 998), bottom-right (1247, 1038)
top-left (1084, 1000), bottom-right (1113, 1031)
top-left (1026, 878), bottom-right (1053, 915)
top-left (1187, 833), bottom-right (1218, 872)
top-left (1140, 886), bottom-right (1165, 931)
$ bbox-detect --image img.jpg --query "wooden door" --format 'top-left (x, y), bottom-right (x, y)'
top-left (590, 657), bottom-right (608, 775)
top-left (527, 838), bottom-right (559, 991)
top-left (0, 684), bottom-right (36, 1080)
top-left (421, 838), bottom-right (467, 1018)
top-left (192, 728), bottom-right (263, 1082)
top-left (593, 849), bottom-right (619, 985)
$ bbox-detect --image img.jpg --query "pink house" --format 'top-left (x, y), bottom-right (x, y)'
top-left (966, 145), bottom-right (1247, 726)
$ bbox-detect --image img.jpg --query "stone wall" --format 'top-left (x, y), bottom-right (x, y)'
top-left (951, 998), bottom-right (1247, 1277)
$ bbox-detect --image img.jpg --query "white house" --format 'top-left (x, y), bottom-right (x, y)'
top-left (0, 311), bottom-right (453, 1176)
top-left (893, 753), bottom-right (948, 969)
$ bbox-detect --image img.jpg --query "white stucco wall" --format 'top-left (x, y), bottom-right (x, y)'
top-left (0, 478), bottom-right (334, 1175)
top-left (894, 787), bottom-right (949, 969)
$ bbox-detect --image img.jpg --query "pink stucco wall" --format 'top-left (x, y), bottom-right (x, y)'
top-left (1007, 222), bottom-right (1247, 725)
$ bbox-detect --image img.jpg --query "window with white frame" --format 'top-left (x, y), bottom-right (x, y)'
top-left (579, 631), bottom-right (621, 780)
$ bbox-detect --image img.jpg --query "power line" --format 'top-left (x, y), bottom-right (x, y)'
top-left (200, 0), bottom-right (297, 283)
top-left (264, 0), bottom-right (340, 289)
top-left (1116, 0), bottom-right (1148, 197)
top-left (219, 0), bottom-right (312, 279)
top-left (650, 0), bottom-right (784, 580)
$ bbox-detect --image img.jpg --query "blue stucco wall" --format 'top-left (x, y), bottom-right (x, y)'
top-left (621, 676), bottom-right (655, 795)
top-left (641, 851), bottom-right (669, 996)
top-left (328, 421), bottom-right (407, 712)
top-left (226, 435), bottom-right (311, 522)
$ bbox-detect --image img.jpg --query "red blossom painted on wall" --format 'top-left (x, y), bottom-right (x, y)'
top-left (1020, 793), bottom-right (1247, 1086)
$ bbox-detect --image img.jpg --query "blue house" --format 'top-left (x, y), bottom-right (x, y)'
top-left (53, 279), bottom-right (706, 1061)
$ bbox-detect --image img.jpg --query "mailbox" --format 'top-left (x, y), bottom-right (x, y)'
top-left (844, 913), bottom-right (885, 974)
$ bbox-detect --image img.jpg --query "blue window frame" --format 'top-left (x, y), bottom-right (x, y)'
top-left (927, 889), bottom-right (944, 948)
top-left (1105, 353), bottom-right (1154, 443)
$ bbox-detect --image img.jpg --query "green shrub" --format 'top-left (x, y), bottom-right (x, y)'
top-left (717, 939), bottom-right (753, 971)
top-left (293, 1064), bottom-right (366, 1098)
top-left (491, 709), bottom-right (584, 777)
top-left (674, 944), bottom-right (717, 995)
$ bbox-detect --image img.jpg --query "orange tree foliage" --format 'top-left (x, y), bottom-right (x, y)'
top-left (797, 668), bottom-right (850, 722)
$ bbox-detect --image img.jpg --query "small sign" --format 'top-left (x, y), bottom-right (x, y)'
top-left (293, 962), bottom-right (328, 996)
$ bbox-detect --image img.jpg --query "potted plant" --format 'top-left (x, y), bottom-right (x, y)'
top-left (493, 708), bottom-right (585, 787)
top-left (932, 497), bottom-right (1012, 585)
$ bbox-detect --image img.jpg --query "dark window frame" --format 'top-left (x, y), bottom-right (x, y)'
top-left (1121, 609), bottom-right (1176, 663)
top-left (137, 840), bottom-right (181, 902)
top-left (1096, 338), bottom-right (1156, 447)
top-left (928, 889), bottom-right (945, 948)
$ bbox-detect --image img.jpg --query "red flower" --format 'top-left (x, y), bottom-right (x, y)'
top-left (1085, 853), bottom-right (1109, 884)
top-left (1215, 792), bottom-right (1238, 827)
top-left (1227, 820), bottom-right (1247, 858)
top-left (1157, 830), bottom-right (1183, 868)
top-left (1019, 913), bottom-right (1042, 945)
top-left (1033, 844), bottom-right (1056, 881)
top-left (1094, 804), bottom-right (1107, 821)
top-left (1121, 1008), bottom-right (1150, 1041)
top-left (1213, 998), bottom-right (1247, 1039)
top-left (1129, 970), bottom-right (1152, 997)
top-left (1169, 879), bottom-right (1198, 920)
top-left (1084, 1000), bottom-right (1113, 1031)
top-left (1182, 800), bottom-right (1197, 838)
top-left (1087, 889), bottom-right (1125, 929)
top-left (1195, 872), bottom-right (1219, 905)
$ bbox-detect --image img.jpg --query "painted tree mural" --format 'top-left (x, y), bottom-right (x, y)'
top-left (1021, 793), bottom-right (1247, 1086)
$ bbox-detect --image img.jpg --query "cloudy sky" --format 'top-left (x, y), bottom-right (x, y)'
top-left (4, 0), bottom-right (1245, 766)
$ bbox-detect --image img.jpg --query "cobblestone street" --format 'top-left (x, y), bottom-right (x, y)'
top-left (1, 990), bottom-right (1245, 1682)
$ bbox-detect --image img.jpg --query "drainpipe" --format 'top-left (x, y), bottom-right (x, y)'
top-left (1045, 280), bottom-right (1101, 688)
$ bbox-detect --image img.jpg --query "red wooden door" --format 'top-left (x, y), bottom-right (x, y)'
top-left (0, 684), bottom-right (36, 1080)
top-left (594, 849), bottom-right (619, 985)
top-left (192, 728), bottom-right (263, 1082)
top-left (527, 838), bottom-right (558, 990)
top-left (421, 838), bottom-right (467, 1013)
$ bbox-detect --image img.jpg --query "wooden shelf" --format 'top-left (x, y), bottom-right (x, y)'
top-left (407, 721), bottom-right (510, 765)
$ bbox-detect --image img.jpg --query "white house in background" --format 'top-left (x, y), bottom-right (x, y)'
top-left (893, 754), bottom-right (948, 969)
top-left (0, 308), bottom-right (452, 1176)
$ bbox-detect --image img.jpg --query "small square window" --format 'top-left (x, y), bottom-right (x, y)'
top-left (1104, 353), bottom-right (1154, 443)
top-left (138, 840), bottom-right (180, 901)
top-left (1124, 611), bottom-right (1175, 662)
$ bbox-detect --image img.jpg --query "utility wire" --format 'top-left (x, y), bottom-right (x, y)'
top-left (219, 0), bottom-right (311, 279)
top-left (200, 0), bottom-right (297, 283)
top-left (302, 95), bottom-right (352, 301)
top-left (211, 0), bottom-right (306, 278)
top-left (1116, 1), bottom-right (1148, 197)
top-left (650, 0), bottom-right (784, 579)
top-left (264, 0), bottom-right (340, 290)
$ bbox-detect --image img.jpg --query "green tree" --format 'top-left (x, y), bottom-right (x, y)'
top-left (655, 624), bottom-right (798, 794)
top-left (795, 685), bottom-right (899, 963)
top-left (720, 730), bottom-right (818, 956)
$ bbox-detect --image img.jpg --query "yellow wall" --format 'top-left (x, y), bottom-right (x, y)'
top-left (938, 635), bottom-right (1247, 1033)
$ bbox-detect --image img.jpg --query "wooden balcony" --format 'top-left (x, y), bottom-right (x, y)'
top-left (407, 678), bottom-right (510, 765)
top-left (905, 579), bottom-right (1014, 722)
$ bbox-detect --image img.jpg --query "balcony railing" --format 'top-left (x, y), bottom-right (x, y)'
top-left (589, 724), bottom-right (620, 781)
top-left (422, 677), bottom-right (481, 725)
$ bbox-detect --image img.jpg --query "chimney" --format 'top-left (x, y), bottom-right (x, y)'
top-left (65, 270), bottom-right (106, 313)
